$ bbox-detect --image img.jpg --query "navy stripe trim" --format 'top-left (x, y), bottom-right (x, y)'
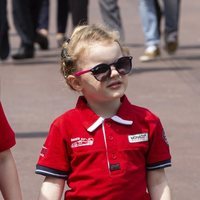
top-left (147, 159), bottom-right (171, 170)
top-left (35, 165), bottom-right (68, 179)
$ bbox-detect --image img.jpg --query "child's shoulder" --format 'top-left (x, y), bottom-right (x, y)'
top-left (129, 103), bottom-right (159, 121)
top-left (51, 107), bottom-right (79, 126)
top-left (120, 96), bottom-right (160, 122)
top-left (131, 103), bottom-right (154, 114)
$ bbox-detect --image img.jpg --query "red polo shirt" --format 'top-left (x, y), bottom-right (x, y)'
top-left (36, 95), bottom-right (171, 200)
top-left (0, 102), bottom-right (16, 152)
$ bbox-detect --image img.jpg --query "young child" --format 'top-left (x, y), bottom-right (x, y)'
top-left (35, 24), bottom-right (172, 200)
top-left (0, 102), bottom-right (22, 199)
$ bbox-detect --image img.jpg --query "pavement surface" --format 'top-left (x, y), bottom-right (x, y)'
top-left (0, 0), bottom-right (200, 199)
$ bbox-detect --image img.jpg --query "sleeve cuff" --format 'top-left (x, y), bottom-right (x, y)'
top-left (35, 164), bottom-right (68, 179)
top-left (147, 159), bottom-right (171, 170)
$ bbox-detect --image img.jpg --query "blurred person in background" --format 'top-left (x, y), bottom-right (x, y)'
top-left (36, 0), bottom-right (89, 48)
top-left (139, 0), bottom-right (181, 62)
top-left (12, 0), bottom-right (42, 59)
top-left (98, 0), bottom-right (125, 41)
top-left (35, 0), bottom-right (50, 50)
top-left (0, 0), bottom-right (10, 60)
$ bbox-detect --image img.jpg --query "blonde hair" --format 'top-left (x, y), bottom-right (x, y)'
top-left (60, 24), bottom-right (129, 89)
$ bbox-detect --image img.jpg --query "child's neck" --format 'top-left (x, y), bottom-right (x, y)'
top-left (87, 98), bottom-right (121, 118)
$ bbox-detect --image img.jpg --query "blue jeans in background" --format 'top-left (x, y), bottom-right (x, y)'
top-left (139, 0), bottom-right (180, 47)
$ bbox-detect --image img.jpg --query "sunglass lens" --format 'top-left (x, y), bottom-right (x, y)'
top-left (92, 64), bottom-right (110, 81)
top-left (116, 57), bottom-right (132, 75)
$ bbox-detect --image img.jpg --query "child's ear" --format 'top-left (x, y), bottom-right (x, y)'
top-left (67, 75), bottom-right (82, 91)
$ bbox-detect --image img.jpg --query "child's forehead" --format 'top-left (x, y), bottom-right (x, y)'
top-left (84, 41), bottom-right (122, 59)
top-left (77, 41), bottom-right (122, 68)
top-left (79, 40), bottom-right (115, 52)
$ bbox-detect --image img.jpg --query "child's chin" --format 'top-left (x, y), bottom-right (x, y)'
top-left (110, 91), bottom-right (125, 99)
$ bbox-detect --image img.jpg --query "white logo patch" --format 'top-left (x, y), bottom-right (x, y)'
top-left (128, 133), bottom-right (148, 143)
top-left (71, 137), bottom-right (94, 148)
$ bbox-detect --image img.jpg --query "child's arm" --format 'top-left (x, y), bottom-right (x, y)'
top-left (147, 168), bottom-right (171, 200)
top-left (38, 176), bottom-right (65, 200)
top-left (0, 149), bottom-right (22, 200)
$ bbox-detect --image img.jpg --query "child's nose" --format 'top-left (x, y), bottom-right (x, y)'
top-left (110, 65), bottom-right (120, 77)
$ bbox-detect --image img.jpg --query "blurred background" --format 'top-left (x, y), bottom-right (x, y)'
top-left (0, 0), bottom-right (200, 199)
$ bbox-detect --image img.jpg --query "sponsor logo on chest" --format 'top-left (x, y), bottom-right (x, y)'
top-left (71, 137), bottom-right (94, 148)
top-left (128, 133), bottom-right (148, 143)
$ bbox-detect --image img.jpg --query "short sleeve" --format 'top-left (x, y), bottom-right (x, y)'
top-left (35, 122), bottom-right (70, 179)
top-left (146, 118), bottom-right (171, 170)
top-left (0, 102), bottom-right (16, 152)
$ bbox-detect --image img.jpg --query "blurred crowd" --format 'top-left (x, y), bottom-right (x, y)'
top-left (0, 0), bottom-right (181, 62)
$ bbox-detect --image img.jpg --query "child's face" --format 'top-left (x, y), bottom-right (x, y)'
top-left (72, 41), bottom-right (128, 103)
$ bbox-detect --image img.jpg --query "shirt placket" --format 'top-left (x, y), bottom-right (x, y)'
top-left (102, 120), bottom-right (120, 175)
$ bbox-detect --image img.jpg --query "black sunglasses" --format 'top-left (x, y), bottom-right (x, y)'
top-left (74, 56), bottom-right (133, 81)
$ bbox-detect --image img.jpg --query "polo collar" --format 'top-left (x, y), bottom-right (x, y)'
top-left (76, 95), bottom-right (133, 133)
top-left (87, 115), bottom-right (133, 132)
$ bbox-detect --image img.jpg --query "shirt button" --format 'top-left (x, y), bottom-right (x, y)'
top-left (112, 153), bottom-right (117, 159)
top-left (109, 136), bottom-right (114, 141)
top-left (107, 123), bottom-right (111, 127)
